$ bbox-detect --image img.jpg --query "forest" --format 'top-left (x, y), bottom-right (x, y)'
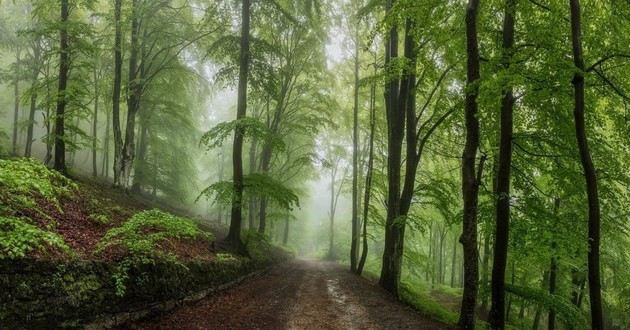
top-left (0, 0), bottom-right (628, 329)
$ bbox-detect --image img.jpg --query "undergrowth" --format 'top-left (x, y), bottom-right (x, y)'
top-left (96, 209), bottom-right (214, 296)
top-left (0, 215), bottom-right (70, 259)
top-left (0, 158), bottom-right (77, 213)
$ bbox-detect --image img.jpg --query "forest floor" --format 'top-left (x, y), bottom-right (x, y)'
top-left (123, 258), bottom-right (453, 330)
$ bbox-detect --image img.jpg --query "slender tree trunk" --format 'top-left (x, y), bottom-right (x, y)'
top-left (54, 0), bottom-right (70, 173)
top-left (12, 50), bottom-right (21, 155)
top-left (225, 0), bottom-right (251, 252)
top-left (112, 0), bottom-right (123, 186)
top-left (283, 215), bottom-right (290, 246)
top-left (131, 123), bottom-right (148, 192)
top-left (44, 61), bottom-right (53, 165)
top-left (25, 43), bottom-right (41, 157)
top-left (102, 106), bottom-right (111, 177)
top-left (548, 198), bottom-right (560, 330)
top-left (451, 233), bottom-right (458, 287)
top-left (489, 1), bottom-right (516, 328)
top-left (568, 1), bottom-right (603, 328)
top-left (350, 13), bottom-right (360, 273)
top-left (92, 66), bottom-right (99, 177)
top-left (248, 135), bottom-right (257, 229)
top-left (480, 229), bottom-right (491, 315)
top-left (357, 61), bottom-right (377, 275)
top-left (258, 145), bottom-right (272, 234)
top-left (458, 1), bottom-right (482, 328)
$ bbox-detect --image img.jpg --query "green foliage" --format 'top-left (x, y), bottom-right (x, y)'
top-left (505, 284), bottom-right (588, 330)
top-left (0, 158), bottom-right (77, 212)
top-left (198, 174), bottom-right (300, 211)
top-left (97, 209), bottom-right (213, 259)
top-left (0, 215), bottom-right (69, 259)
top-left (200, 117), bottom-right (285, 152)
top-left (97, 209), bottom-right (214, 296)
top-left (399, 282), bottom-right (459, 326)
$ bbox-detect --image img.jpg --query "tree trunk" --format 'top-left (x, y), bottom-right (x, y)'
top-left (489, 1), bottom-right (516, 328)
top-left (548, 252), bottom-right (558, 330)
top-left (54, 0), bottom-right (70, 173)
top-left (92, 65), bottom-right (100, 177)
top-left (112, 0), bottom-right (123, 186)
top-left (379, 0), bottom-right (406, 294)
top-left (350, 14), bottom-right (360, 273)
top-left (12, 50), bottom-right (22, 156)
top-left (283, 215), bottom-right (290, 246)
top-left (131, 123), bottom-right (148, 192)
top-left (225, 0), bottom-right (251, 252)
top-left (102, 106), bottom-right (111, 177)
top-left (568, 1), bottom-right (603, 328)
top-left (357, 59), bottom-right (377, 276)
top-left (248, 135), bottom-right (257, 229)
top-left (451, 233), bottom-right (458, 288)
top-left (532, 270), bottom-right (549, 330)
top-left (120, 0), bottom-right (142, 188)
top-left (458, 0), bottom-right (482, 328)
top-left (258, 144), bottom-right (272, 234)
top-left (25, 43), bottom-right (41, 158)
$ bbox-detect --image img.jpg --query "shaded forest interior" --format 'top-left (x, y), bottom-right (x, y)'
top-left (0, 0), bottom-right (629, 329)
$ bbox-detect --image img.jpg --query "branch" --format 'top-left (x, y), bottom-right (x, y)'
top-left (592, 68), bottom-right (630, 102)
top-left (586, 54), bottom-right (630, 72)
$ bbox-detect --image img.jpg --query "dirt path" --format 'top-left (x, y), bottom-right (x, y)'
top-left (123, 259), bottom-right (451, 330)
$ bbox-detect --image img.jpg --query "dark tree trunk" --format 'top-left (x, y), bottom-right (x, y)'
top-left (92, 65), bottom-right (99, 177)
top-left (548, 252), bottom-right (557, 330)
top-left (225, 0), bottom-right (251, 252)
top-left (54, 0), bottom-right (70, 173)
top-left (25, 43), bottom-right (41, 157)
top-left (112, 0), bottom-right (123, 186)
top-left (379, 0), bottom-right (406, 293)
top-left (357, 61), bottom-right (377, 276)
top-left (479, 229), bottom-right (491, 315)
top-left (12, 50), bottom-right (21, 156)
top-left (568, 1), bottom-right (603, 328)
top-left (131, 123), bottom-right (148, 192)
top-left (458, 0), bottom-right (482, 328)
top-left (350, 16), bottom-right (360, 273)
top-left (489, 1), bottom-right (516, 328)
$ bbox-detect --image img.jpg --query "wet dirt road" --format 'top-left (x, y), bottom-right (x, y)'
top-left (123, 259), bottom-right (451, 330)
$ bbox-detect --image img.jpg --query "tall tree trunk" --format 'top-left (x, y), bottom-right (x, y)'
top-left (489, 1), bottom-right (516, 328)
top-left (350, 13), bottom-right (360, 273)
top-left (92, 65), bottom-right (99, 177)
top-left (357, 59), bottom-right (377, 276)
top-left (112, 0), bottom-right (123, 186)
top-left (479, 228), bottom-right (491, 315)
top-left (102, 106), bottom-right (111, 177)
top-left (12, 50), bottom-right (21, 155)
top-left (25, 43), bottom-right (41, 157)
top-left (379, 0), bottom-right (406, 293)
top-left (120, 0), bottom-right (142, 188)
top-left (54, 0), bottom-right (70, 173)
top-left (225, 0), bottom-right (251, 252)
top-left (568, 1), bottom-right (603, 328)
top-left (131, 123), bottom-right (148, 192)
top-left (44, 61), bottom-right (53, 165)
top-left (458, 0), bottom-right (482, 328)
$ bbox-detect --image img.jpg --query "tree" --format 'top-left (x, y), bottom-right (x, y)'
top-left (458, 0), bottom-right (482, 328)
top-left (225, 0), bottom-right (251, 251)
top-left (488, 0), bottom-right (516, 328)
top-left (568, 0), bottom-right (603, 328)
top-left (53, 0), bottom-right (69, 173)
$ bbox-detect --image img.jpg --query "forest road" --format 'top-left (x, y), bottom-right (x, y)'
top-left (122, 258), bottom-right (451, 330)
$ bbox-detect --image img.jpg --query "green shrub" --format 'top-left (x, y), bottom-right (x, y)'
top-left (97, 209), bottom-right (214, 296)
top-left (0, 216), bottom-right (70, 259)
top-left (0, 158), bottom-right (77, 212)
top-left (97, 209), bottom-right (213, 258)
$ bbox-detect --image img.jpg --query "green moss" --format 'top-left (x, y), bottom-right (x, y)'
top-left (0, 216), bottom-right (70, 260)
